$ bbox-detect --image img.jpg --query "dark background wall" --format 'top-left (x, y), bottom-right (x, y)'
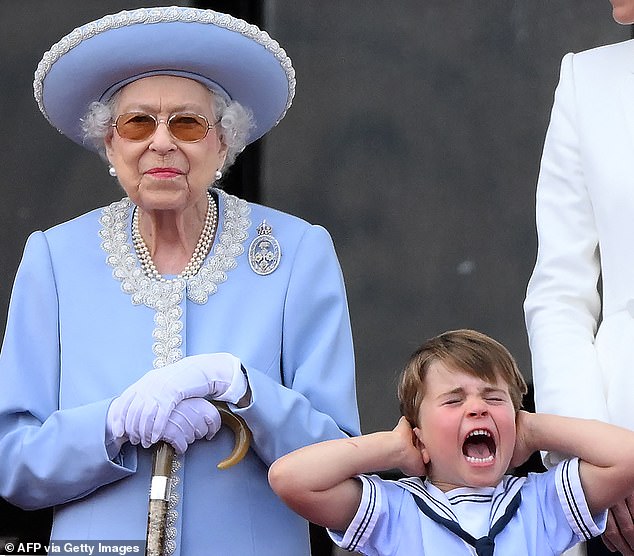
top-left (0, 1), bottom-right (630, 552)
top-left (261, 2), bottom-right (630, 433)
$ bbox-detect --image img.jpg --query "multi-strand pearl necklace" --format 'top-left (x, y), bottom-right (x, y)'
top-left (132, 191), bottom-right (217, 282)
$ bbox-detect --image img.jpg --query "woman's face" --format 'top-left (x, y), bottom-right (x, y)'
top-left (105, 75), bottom-right (227, 213)
top-left (610, 0), bottom-right (634, 24)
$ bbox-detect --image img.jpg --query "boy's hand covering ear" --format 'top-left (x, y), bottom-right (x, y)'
top-left (509, 410), bottom-right (535, 469)
top-left (394, 417), bottom-right (427, 477)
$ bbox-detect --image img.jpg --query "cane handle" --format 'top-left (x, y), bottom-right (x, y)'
top-left (212, 401), bottom-right (252, 469)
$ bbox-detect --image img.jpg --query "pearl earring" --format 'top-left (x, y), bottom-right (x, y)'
top-left (215, 170), bottom-right (222, 181)
top-left (108, 166), bottom-right (117, 177)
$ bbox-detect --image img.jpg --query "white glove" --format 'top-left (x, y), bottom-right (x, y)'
top-left (159, 398), bottom-right (221, 453)
top-left (107, 353), bottom-right (247, 446)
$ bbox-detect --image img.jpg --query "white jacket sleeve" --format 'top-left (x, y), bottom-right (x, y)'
top-left (524, 53), bottom-right (609, 466)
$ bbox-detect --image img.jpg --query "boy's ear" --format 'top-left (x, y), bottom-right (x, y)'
top-left (413, 427), bottom-right (431, 465)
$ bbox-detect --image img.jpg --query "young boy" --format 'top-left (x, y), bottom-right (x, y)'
top-left (269, 329), bottom-right (634, 555)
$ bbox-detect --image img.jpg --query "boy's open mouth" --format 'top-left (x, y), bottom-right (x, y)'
top-left (462, 429), bottom-right (496, 464)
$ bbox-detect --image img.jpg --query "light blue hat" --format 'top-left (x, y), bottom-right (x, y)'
top-left (33, 6), bottom-right (296, 149)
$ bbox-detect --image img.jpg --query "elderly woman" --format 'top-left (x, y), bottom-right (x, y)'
top-left (0, 7), bottom-right (359, 556)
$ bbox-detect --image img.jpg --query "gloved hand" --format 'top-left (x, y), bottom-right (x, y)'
top-left (159, 398), bottom-right (221, 454)
top-left (107, 353), bottom-right (247, 446)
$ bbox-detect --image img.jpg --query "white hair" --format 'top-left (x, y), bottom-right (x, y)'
top-left (81, 87), bottom-right (254, 172)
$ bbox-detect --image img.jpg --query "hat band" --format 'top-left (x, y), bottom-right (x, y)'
top-left (100, 70), bottom-right (232, 104)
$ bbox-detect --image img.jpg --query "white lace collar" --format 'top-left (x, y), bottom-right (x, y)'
top-left (98, 188), bottom-right (251, 308)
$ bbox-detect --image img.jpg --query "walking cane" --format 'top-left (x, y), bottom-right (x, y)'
top-left (145, 402), bottom-right (251, 556)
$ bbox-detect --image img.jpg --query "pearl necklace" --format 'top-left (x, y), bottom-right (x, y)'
top-left (132, 191), bottom-right (217, 282)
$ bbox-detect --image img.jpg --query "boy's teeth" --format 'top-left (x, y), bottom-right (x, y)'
top-left (465, 455), bottom-right (495, 464)
top-left (467, 429), bottom-right (491, 438)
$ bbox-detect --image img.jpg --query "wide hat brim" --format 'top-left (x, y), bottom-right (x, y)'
top-left (33, 6), bottom-right (296, 150)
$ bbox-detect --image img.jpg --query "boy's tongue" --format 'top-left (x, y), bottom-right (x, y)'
top-left (464, 439), bottom-right (493, 458)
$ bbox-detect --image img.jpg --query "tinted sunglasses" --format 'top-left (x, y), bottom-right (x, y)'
top-left (111, 112), bottom-right (220, 142)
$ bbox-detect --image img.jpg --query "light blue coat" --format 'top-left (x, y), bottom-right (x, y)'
top-left (0, 190), bottom-right (360, 555)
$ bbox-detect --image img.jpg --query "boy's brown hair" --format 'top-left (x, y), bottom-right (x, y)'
top-left (398, 329), bottom-right (528, 425)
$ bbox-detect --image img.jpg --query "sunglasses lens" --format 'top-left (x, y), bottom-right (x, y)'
top-left (114, 113), bottom-right (211, 142)
top-left (169, 114), bottom-right (209, 141)
top-left (116, 113), bottom-right (157, 141)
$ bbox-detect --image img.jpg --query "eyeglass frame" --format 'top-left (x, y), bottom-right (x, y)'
top-left (110, 112), bottom-right (221, 143)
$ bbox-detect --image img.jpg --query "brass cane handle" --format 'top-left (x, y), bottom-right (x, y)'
top-left (212, 401), bottom-right (252, 469)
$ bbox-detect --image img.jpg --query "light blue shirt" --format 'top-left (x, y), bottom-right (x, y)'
top-left (331, 459), bottom-right (606, 555)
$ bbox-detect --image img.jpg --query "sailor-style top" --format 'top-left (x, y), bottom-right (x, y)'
top-left (329, 458), bottom-right (606, 556)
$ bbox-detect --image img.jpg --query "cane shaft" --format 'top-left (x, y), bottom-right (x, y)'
top-left (146, 499), bottom-right (169, 556)
top-left (145, 442), bottom-right (175, 556)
